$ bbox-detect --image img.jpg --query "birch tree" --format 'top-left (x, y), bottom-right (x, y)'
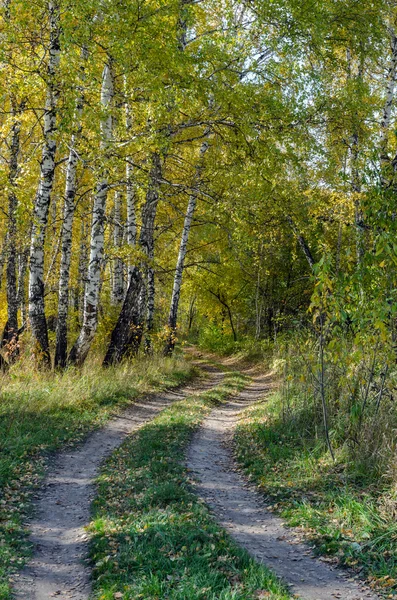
top-left (68, 59), bottom-right (114, 366)
top-left (125, 96), bottom-right (137, 281)
top-left (55, 46), bottom-right (87, 368)
top-left (28, 0), bottom-right (61, 367)
top-left (103, 153), bottom-right (162, 365)
top-left (165, 138), bottom-right (209, 354)
top-left (111, 190), bottom-right (125, 305)
top-left (5, 112), bottom-right (21, 360)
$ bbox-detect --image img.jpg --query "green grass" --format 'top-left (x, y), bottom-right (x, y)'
top-left (0, 354), bottom-right (195, 600)
top-left (89, 370), bottom-right (291, 600)
top-left (234, 391), bottom-right (397, 597)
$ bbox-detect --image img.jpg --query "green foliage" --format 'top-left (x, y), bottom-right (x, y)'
top-left (197, 324), bottom-right (237, 355)
top-left (235, 389), bottom-right (397, 596)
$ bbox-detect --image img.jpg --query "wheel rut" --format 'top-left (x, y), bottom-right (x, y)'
top-left (187, 373), bottom-right (381, 600)
top-left (14, 365), bottom-right (223, 600)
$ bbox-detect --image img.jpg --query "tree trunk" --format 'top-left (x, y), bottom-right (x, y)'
top-left (346, 49), bottom-right (365, 265)
top-left (68, 60), bottom-right (114, 366)
top-left (351, 132), bottom-right (365, 265)
top-left (111, 191), bottom-right (125, 305)
top-left (144, 262), bottom-right (155, 354)
top-left (28, 0), bottom-right (60, 368)
top-left (286, 215), bottom-right (315, 270)
top-left (17, 246), bottom-right (29, 326)
top-left (55, 47), bottom-right (87, 368)
top-left (165, 139), bottom-right (209, 354)
top-left (125, 96), bottom-right (137, 282)
top-left (209, 290), bottom-right (237, 342)
top-left (5, 112), bottom-right (21, 361)
top-left (54, 142), bottom-right (79, 367)
top-left (187, 295), bottom-right (196, 332)
top-left (76, 218), bottom-right (88, 321)
top-left (255, 245), bottom-right (264, 341)
top-left (103, 152), bottom-right (161, 365)
top-left (380, 30), bottom-right (397, 170)
top-left (103, 266), bottom-right (144, 366)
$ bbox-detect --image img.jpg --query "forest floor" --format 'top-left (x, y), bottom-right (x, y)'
top-left (2, 351), bottom-right (389, 600)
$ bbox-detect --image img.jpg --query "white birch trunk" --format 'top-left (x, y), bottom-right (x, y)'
top-left (69, 60), bottom-right (114, 366)
top-left (125, 97), bottom-right (137, 281)
top-left (111, 191), bottom-right (124, 305)
top-left (77, 218), bottom-right (88, 318)
top-left (380, 30), bottom-right (397, 164)
top-left (55, 47), bottom-right (88, 367)
top-left (103, 153), bottom-right (161, 365)
top-left (140, 153), bottom-right (161, 353)
top-left (165, 139), bottom-right (209, 353)
top-left (17, 246), bottom-right (29, 326)
top-left (6, 115), bottom-right (20, 355)
top-left (144, 257), bottom-right (155, 354)
top-left (28, 0), bottom-right (60, 367)
top-left (55, 138), bottom-right (80, 364)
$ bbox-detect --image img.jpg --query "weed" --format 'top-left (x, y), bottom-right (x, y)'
top-left (235, 392), bottom-right (397, 597)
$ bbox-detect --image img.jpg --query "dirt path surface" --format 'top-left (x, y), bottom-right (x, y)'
top-left (14, 366), bottom-right (223, 600)
top-left (187, 373), bottom-right (380, 600)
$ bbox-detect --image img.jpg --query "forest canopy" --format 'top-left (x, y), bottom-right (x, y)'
top-left (0, 0), bottom-right (396, 389)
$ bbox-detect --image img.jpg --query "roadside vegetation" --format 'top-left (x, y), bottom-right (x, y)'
top-left (0, 352), bottom-right (194, 600)
top-left (234, 335), bottom-right (397, 598)
top-left (89, 370), bottom-right (291, 600)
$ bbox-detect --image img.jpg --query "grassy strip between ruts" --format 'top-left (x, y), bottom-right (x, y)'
top-left (234, 390), bottom-right (397, 598)
top-left (0, 354), bottom-right (195, 600)
top-left (89, 369), bottom-right (292, 600)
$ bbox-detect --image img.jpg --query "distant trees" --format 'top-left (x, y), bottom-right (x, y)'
top-left (0, 0), bottom-right (396, 369)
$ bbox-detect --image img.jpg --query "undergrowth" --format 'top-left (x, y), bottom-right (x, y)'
top-left (235, 390), bottom-right (397, 598)
top-left (89, 370), bottom-right (291, 600)
top-left (195, 324), bottom-right (273, 360)
top-left (0, 354), bottom-right (194, 600)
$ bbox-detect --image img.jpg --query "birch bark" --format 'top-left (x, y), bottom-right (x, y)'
top-left (103, 153), bottom-right (161, 365)
top-left (125, 98), bottom-right (137, 281)
top-left (380, 30), bottom-right (397, 168)
top-left (111, 191), bottom-right (125, 305)
top-left (5, 112), bottom-right (21, 360)
top-left (77, 218), bottom-right (88, 319)
top-left (28, 0), bottom-right (60, 367)
top-left (54, 47), bottom-right (87, 368)
top-left (165, 139), bottom-right (209, 354)
top-left (17, 247), bottom-right (29, 326)
top-left (144, 258), bottom-right (155, 354)
top-left (3, 0), bottom-right (22, 361)
top-left (68, 60), bottom-right (114, 366)
top-left (141, 154), bottom-right (162, 353)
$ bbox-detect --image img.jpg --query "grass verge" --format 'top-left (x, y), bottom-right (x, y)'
top-left (234, 391), bottom-right (397, 598)
top-left (89, 370), bottom-right (291, 600)
top-left (0, 354), bottom-right (194, 600)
